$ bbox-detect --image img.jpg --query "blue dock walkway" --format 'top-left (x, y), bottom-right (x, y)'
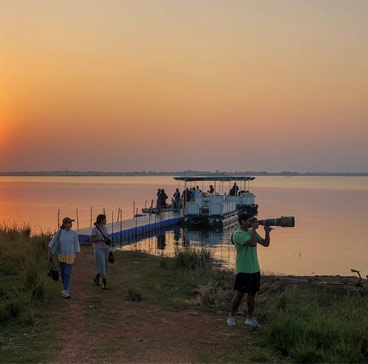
top-left (76, 211), bottom-right (183, 243)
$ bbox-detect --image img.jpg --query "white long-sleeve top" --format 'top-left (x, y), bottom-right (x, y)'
top-left (49, 229), bottom-right (80, 264)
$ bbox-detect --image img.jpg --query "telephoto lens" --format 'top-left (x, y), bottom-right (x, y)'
top-left (257, 216), bottom-right (295, 227)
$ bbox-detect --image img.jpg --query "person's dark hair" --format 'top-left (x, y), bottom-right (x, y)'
top-left (238, 212), bottom-right (255, 224)
top-left (94, 214), bottom-right (106, 226)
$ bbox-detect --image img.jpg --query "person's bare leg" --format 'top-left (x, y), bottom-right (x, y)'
top-left (231, 291), bottom-right (245, 315)
top-left (246, 293), bottom-right (256, 319)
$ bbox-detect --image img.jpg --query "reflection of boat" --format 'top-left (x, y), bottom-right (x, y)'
top-left (184, 229), bottom-right (224, 246)
top-left (174, 176), bottom-right (258, 228)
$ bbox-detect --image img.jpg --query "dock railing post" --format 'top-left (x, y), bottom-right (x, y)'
top-left (76, 208), bottom-right (79, 230)
top-left (57, 209), bottom-right (60, 229)
top-left (135, 208), bottom-right (138, 237)
top-left (154, 207), bottom-right (157, 232)
top-left (120, 208), bottom-right (123, 242)
top-left (133, 201), bottom-right (135, 218)
top-left (111, 210), bottom-right (114, 244)
top-left (90, 207), bottom-right (93, 227)
top-left (149, 200), bottom-right (153, 232)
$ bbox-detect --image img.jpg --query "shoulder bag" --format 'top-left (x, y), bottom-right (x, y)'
top-left (47, 256), bottom-right (59, 281)
top-left (50, 229), bottom-right (62, 255)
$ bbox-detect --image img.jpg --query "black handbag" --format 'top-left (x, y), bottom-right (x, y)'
top-left (47, 256), bottom-right (59, 281)
top-left (108, 251), bottom-right (115, 264)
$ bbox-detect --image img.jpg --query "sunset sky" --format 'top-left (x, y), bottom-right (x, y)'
top-left (1, 0), bottom-right (367, 172)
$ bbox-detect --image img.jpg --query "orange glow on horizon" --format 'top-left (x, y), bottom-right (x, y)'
top-left (1, 0), bottom-right (367, 172)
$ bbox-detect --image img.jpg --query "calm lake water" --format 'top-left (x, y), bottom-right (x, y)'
top-left (1, 176), bottom-right (367, 276)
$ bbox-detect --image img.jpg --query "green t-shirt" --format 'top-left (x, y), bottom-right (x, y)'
top-left (232, 229), bottom-right (263, 273)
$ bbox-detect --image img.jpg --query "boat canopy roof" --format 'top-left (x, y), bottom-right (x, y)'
top-left (173, 176), bottom-right (255, 182)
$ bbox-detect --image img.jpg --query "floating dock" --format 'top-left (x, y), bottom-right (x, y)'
top-left (76, 211), bottom-right (183, 243)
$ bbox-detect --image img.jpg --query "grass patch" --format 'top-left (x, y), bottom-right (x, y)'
top-left (127, 284), bottom-right (143, 301)
top-left (112, 248), bottom-right (217, 309)
top-left (0, 225), bottom-right (63, 363)
top-left (112, 248), bottom-right (368, 363)
top-left (262, 285), bottom-right (368, 363)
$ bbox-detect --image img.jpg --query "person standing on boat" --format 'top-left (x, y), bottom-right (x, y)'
top-left (191, 187), bottom-right (196, 201)
top-left (195, 186), bottom-right (201, 200)
top-left (173, 188), bottom-right (181, 212)
top-left (227, 213), bottom-right (272, 328)
top-left (91, 214), bottom-right (110, 290)
top-left (48, 217), bottom-right (80, 299)
top-left (156, 189), bottom-right (162, 210)
top-left (160, 189), bottom-right (168, 208)
top-left (229, 183), bottom-right (239, 196)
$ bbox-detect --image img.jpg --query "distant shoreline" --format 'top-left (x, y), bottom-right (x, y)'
top-left (0, 171), bottom-right (367, 177)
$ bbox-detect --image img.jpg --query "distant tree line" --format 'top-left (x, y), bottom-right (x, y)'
top-left (0, 170), bottom-right (367, 176)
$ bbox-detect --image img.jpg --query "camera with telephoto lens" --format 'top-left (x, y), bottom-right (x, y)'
top-left (250, 216), bottom-right (295, 227)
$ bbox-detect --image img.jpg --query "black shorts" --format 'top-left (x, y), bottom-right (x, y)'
top-left (234, 272), bottom-right (261, 294)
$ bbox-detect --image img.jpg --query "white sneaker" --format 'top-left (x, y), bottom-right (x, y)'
top-left (245, 317), bottom-right (262, 328)
top-left (227, 314), bottom-right (237, 327)
top-left (61, 290), bottom-right (66, 296)
top-left (62, 290), bottom-right (71, 299)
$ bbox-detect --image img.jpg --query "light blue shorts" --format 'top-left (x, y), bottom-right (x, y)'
top-left (94, 248), bottom-right (109, 275)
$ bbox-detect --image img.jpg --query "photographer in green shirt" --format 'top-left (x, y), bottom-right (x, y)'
top-left (227, 212), bottom-right (272, 328)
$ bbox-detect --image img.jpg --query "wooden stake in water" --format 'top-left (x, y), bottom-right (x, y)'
top-left (76, 208), bottom-right (79, 230)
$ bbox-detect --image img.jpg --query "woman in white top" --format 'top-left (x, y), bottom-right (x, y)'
top-left (48, 217), bottom-right (80, 299)
top-left (91, 214), bottom-right (110, 289)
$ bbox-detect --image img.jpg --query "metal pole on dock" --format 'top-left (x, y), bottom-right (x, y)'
top-left (135, 208), bottom-right (138, 237)
top-left (133, 201), bottom-right (135, 218)
top-left (120, 208), bottom-right (123, 237)
top-left (90, 207), bottom-right (93, 227)
top-left (154, 209), bottom-right (157, 231)
top-left (111, 210), bottom-right (114, 243)
top-left (76, 208), bottom-right (79, 230)
top-left (103, 208), bottom-right (106, 216)
top-left (57, 209), bottom-right (60, 229)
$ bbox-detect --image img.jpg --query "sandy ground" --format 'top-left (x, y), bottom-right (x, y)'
top-left (50, 247), bottom-right (252, 364)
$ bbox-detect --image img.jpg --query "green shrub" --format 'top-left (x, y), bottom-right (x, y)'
top-left (174, 248), bottom-right (212, 270)
top-left (127, 285), bottom-right (143, 301)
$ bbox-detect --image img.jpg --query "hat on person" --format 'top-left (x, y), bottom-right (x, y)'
top-left (62, 217), bottom-right (75, 224)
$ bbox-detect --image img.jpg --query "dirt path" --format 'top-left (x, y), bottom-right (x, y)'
top-left (51, 247), bottom-right (251, 364)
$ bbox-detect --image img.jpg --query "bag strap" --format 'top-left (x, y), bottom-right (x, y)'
top-left (95, 225), bottom-right (107, 240)
top-left (49, 255), bottom-right (58, 270)
top-left (231, 231), bottom-right (235, 245)
top-left (51, 229), bottom-right (62, 250)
